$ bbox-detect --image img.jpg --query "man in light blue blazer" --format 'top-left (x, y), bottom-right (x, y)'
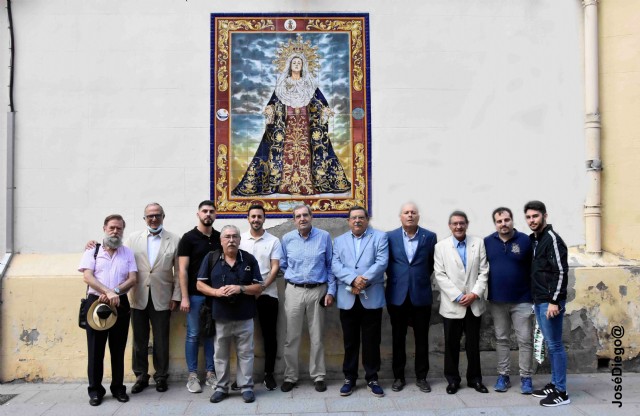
top-left (332, 206), bottom-right (389, 398)
top-left (385, 202), bottom-right (438, 393)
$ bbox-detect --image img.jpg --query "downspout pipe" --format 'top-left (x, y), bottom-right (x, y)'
top-left (583, 0), bottom-right (602, 255)
top-left (2, 0), bottom-right (16, 279)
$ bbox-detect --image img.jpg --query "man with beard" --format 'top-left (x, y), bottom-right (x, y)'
top-left (178, 200), bottom-right (222, 393)
top-left (238, 204), bottom-right (282, 390)
top-left (196, 225), bottom-right (263, 404)
top-left (385, 202), bottom-right (437, 393)
top-left (78, 215), bottom-right (137, 406)
top-left (126, 203), bottom-right (181, 394)
top-left (279, 204), bottom-right (336, 393)
top-left (524, 201), bottom-right (570, 407)
top-left (484, 207), bottom-right (533, 394)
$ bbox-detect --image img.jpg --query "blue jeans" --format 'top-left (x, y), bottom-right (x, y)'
top-left (185, 295), bottom-right (214, 373)
top-left (534, 302), bottom-right (567, 392)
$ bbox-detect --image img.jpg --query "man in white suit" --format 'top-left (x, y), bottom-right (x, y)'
top-left (332, 206), bottom-right (389, 397)
top-left (434, 211), bottom-right (489, 395)
top-left (127, 203), bottom-right (181, 393)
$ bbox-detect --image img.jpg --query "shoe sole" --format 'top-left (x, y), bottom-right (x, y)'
top-left (494, 386), bottom-right (510, 392)
top-left (210, 395), bottom-right (228, 403)
top-left (532, 392), bottom-right (550, 398)
top-left (368, 387), bottom-right (384, 398)
top-left (340, 390), bottom-right (353, 396)
top-left (541, 398), bottom-right (571, 407)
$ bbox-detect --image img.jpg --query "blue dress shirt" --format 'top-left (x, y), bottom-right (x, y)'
top-left (280, 227), bottom-right (336, 296)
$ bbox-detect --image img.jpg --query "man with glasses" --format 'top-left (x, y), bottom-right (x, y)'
top-left (434, 211), bottom-right (489, 395)
top-left (332, 206), bottom-right (388, 397)
top-left (279, 205), bottom-right (336, 393)
top-left (127, 203), bottom-right (181, 394)
top-left (197, 225), bottom-right (263, 404)
top-left (178, 200), bottom-right (222, 393)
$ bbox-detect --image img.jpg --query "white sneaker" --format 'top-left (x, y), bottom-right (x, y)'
top-left (205, 371), bottom-right (218, 388)
top-left (186, 373), bottom-right (202, 393)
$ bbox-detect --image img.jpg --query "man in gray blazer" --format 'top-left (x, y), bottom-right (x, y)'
top-left (434, 210), bottom-right (489, 395)
top-left (127, 203), bottom-right (181, 394)
top-left (332, 206), bottom-right (389, 397)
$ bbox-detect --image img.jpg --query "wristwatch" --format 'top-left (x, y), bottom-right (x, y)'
top-left (240, 285), bottom-right (246, 294)
top-left (114, 287), bottom-right (121, 295)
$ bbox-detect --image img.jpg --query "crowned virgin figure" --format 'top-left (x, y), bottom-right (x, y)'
top-left (232, 35), bottom-right (351, 196)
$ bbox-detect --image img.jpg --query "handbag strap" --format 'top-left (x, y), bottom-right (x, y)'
top-left (84, 243), bottom-right (101, 297)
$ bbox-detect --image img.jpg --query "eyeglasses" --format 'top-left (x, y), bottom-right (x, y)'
top-left (221, 235), bottom-right (240, 240)
top-left (144, 214), bottom-right (163, 220)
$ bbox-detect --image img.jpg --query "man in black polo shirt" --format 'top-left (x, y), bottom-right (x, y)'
top-left (197, 225), bottom-right (263, 404)
top-left (178, 200), bottom-right (222, 393)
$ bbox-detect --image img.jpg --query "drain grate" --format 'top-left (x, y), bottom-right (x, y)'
top-left (0, 394), bottom-right (18, 405)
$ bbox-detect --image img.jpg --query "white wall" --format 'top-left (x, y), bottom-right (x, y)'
top-left (0, 0), bottom-right (585, 253)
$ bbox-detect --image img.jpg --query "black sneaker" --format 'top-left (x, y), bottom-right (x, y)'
top-left (263, 373), bottom-right (277, 391)
top-left (532, 383), bottom-right (555, 398)
top-left (540, 390), bottom-right (570, 407)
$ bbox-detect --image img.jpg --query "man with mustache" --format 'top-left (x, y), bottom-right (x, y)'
top-left (197, 225), bottom-right (263, 404)
top-left (79, 215), bottom-right (137, 406)
top-left (178, 200), bottom-right (222, 393)
top-left (279, 205), bottom-right (336, 393)
top-left (484, 207), bottom-right (533, 394)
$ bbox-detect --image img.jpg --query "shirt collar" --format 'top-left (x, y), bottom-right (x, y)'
top-left (351, 228), bottom-right (368, 239)
top-left (146, 229), bottom-right (163, 238)
top-left (402, 228), bottom-right (419, 239)
top-left (453, 237), bottom-right (467, 247)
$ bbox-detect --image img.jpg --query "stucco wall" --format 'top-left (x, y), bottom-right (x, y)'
top-left (0, 0), bottom-right (585, 253)
top-left (600, 0), bottom-right (640, 259)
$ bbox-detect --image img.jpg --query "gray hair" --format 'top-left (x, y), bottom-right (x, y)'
top-left (220, 224), bottom-right (241, 235)
top-left (292, 204), bottom-right (312, 218)
top-left (144, 202), bottom-right (165, 216)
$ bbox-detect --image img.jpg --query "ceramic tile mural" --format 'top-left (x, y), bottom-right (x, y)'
top-left (211, 13), bottom-right (371, 217)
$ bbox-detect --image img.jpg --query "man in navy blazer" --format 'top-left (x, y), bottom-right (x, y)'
top-left (332, 206), bottom-right (389, 397)
top-left (385, 202), bottom-right (437, 393)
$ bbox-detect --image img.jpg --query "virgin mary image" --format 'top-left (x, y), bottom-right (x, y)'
top-left (232, 35), bottom-right (352, 196)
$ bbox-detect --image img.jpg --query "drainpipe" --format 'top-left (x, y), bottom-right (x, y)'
top-left (2, 0), bottom-right (16, 279)
top-left (583, 0), bottom-right (602, 255)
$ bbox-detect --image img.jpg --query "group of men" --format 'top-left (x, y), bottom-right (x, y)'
top-left (78, 199), bottom-right (570, 408)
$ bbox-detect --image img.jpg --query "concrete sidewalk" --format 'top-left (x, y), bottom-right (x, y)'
top-left (1, 373), bottom-right (639, 415)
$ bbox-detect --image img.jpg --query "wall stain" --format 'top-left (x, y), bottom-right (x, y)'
top-left (19, 329), bottom-right (40, 346)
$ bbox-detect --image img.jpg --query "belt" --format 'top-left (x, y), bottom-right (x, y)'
top-left (286, 280), bottom-right (325, 289)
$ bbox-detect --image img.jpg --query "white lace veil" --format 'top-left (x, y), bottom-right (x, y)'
top-left (274, 53), bottom-right (318, 108)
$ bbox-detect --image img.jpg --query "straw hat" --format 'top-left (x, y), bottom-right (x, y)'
top-left (86, 299), bottom-right (118, 331)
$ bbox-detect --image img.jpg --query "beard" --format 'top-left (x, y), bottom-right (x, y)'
top-left (103, 234), bottom-right (123, 249)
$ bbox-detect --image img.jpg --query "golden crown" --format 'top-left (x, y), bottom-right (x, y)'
top-left (273, 34), bottom-right (320, 77)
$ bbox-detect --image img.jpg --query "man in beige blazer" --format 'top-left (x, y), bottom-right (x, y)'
top-left (127, 203), bottom-right (181, 394)
top-left (434, 210), bottom-right (489, 395)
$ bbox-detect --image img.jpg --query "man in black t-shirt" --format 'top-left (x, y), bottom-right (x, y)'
top-left (177, 200), bottom-right (222, 393)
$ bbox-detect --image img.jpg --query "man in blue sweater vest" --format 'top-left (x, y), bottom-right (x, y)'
top-left (484, 207), bottom-right (534, 394)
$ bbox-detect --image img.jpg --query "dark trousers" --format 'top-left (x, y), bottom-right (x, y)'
top-left (339, 296), bottom-right (382, 382)
top-left (131, 290), bottom-right (171, 382)
top-left (442, 307), bottom-right (482, 385)
top-left (387, 295), bottom-right (431, 379)
top-left (85, 294), bottom-right (130, 398)
top-left (257, 294), bottom-right (279, 374)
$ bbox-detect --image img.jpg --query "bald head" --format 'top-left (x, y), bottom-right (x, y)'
top-left (400, 202), bottom-right (420, 233)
